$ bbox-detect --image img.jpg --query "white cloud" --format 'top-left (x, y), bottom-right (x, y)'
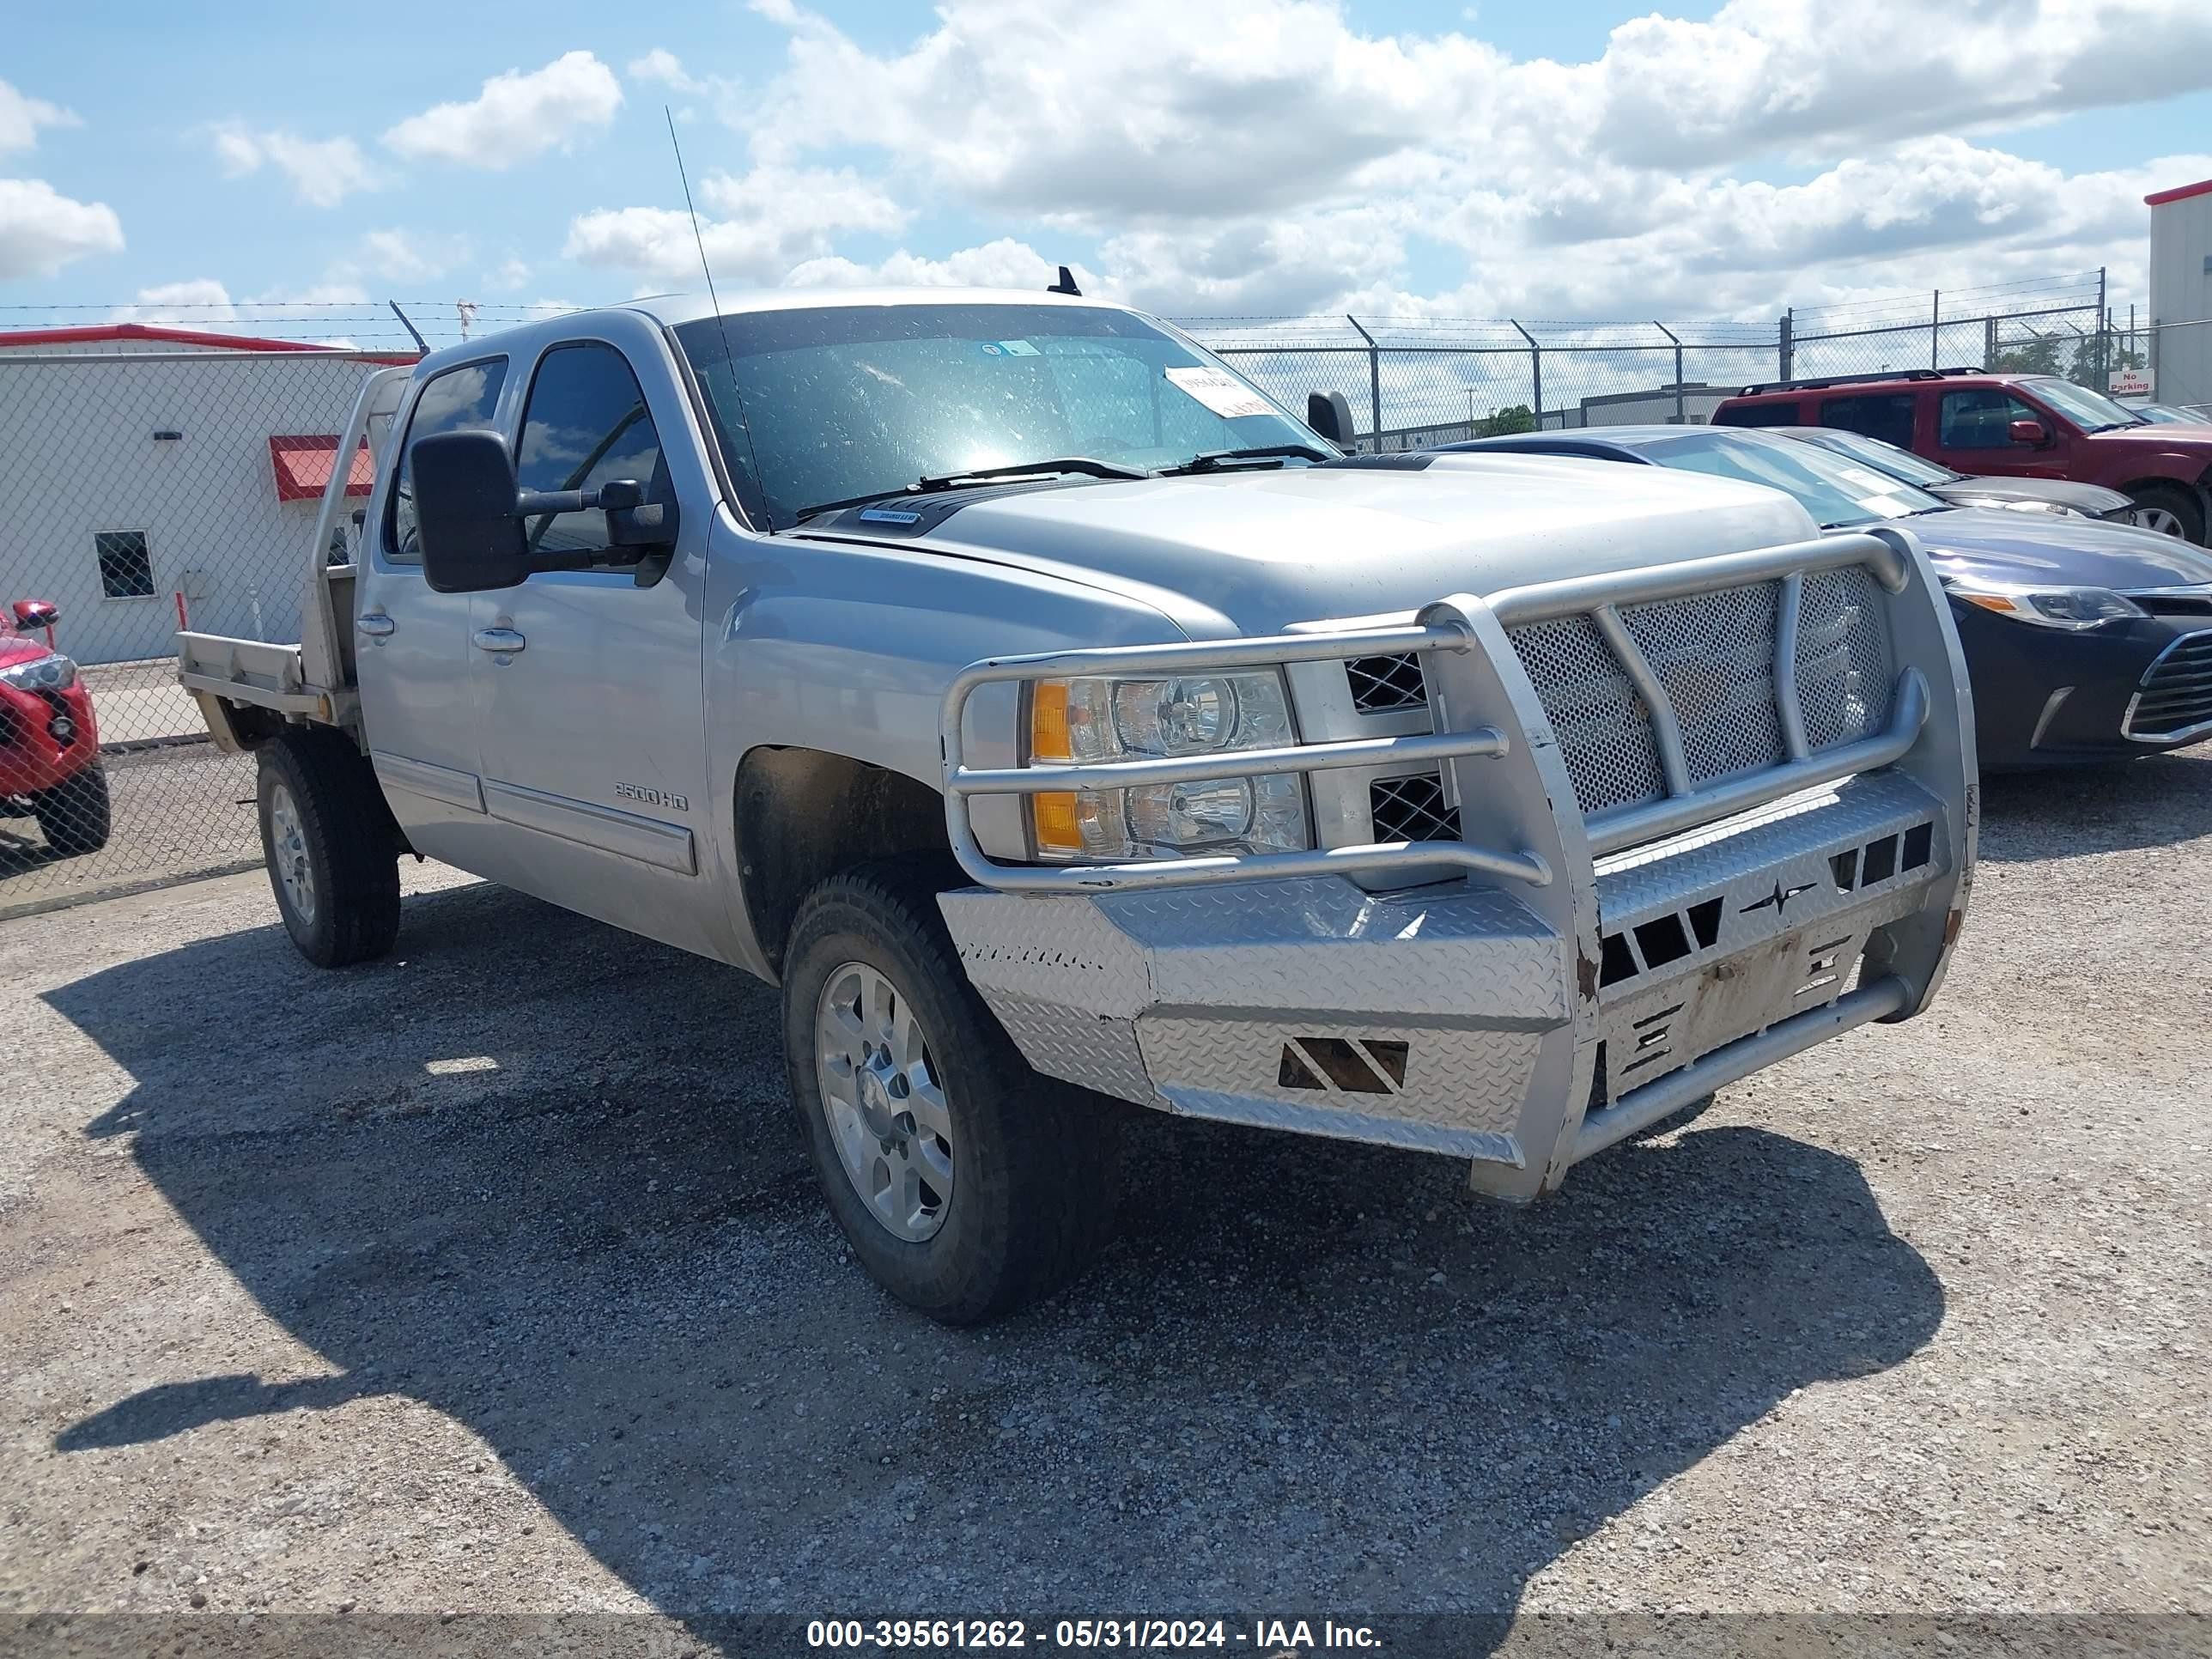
top-left (107, 279), bottom-right (236, 324)
top-left (212, 125), bottom-right (379, 207)
top-left (694, 0), bottom-right (2212, 319)
top-left (627, 48), bottom-right (701, 94)
top-left (0, 79), bottom-right (76, 155)
top-left (564, 164), bottom-right (907, 284)
top-left (361, 227), bottom-right (471, 283)
top-left (485, 257), bottom-right (532, 291)
top-left (785, 238), bottom-right (1088, 292)
top-left (384, 51), bottom-right (623, 169)
top-left (0, 178), bottom-right (124, 278)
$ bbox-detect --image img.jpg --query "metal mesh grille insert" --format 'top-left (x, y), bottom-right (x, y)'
top-left (2125, 630), bottom-right (2212, 740)
top-left (1370, 773), bottom-right (1462, 843)
top-left (1504, 615), bottom-right (1667, 815)
top-left (1617, 580), bottom-right (1786, 787)
top-left (1346, 652), bottom-right (1428, 713)
top-left (1796, 567), bottom-right (1893, 750)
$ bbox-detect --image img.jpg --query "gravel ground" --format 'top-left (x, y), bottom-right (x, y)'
top-left (1, 752), bottom-right (2209, 1655)
top-left (0, 739), bottom-right (258, 919)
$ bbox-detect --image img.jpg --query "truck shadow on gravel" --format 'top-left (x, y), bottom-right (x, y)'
top-left (47, 878), bottom-right (1945, 1634)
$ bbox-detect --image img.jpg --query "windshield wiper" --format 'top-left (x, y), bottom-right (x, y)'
top-left (1158, 443), bottom-right (1336, 475)
top-left (915, 456), bottom-right (1153, 489)
top-left (793, 457), bottom-right (1152, 524)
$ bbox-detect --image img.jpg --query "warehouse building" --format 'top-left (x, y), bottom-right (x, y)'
top-left (0, 324), bottom-right (407, 666)
top-left (2146, 176), bottom-right (2212, 412)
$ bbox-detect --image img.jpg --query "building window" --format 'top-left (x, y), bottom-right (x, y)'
top-left (94, 530), bottom-right (155, 599)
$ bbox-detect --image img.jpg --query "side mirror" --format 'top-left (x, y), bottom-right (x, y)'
top-left (12, 599), bottom-right (59, 631)
top-left (414, 430), bottom-right (529, 594)
top-left (1306, 390), bottom-right (1356, 450)
top-left (2008, 417), bottom-right (2050, 447)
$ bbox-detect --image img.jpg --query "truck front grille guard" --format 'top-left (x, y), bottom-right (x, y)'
top-left (940, 531), bottom-right (1925, 895)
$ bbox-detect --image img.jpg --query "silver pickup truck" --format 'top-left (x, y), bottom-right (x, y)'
top-left (179, 289), bottom-right (1977, 1322)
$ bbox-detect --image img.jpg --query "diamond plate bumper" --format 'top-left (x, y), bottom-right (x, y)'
top-left (940, 768), bottom-right (1967, 1194)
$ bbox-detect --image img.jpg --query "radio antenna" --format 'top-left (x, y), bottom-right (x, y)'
top-left (665, 105), bottom-right (774, 532)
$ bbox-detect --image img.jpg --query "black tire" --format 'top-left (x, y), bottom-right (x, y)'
top-left (2128, 483), bottom-right (2206, 544)
top-left (30, 762), bottom-right (111, 857)
top-left (256, 727), bottom-right (401, 969)
top-left (781, 856), bottom-right (1118, 1324)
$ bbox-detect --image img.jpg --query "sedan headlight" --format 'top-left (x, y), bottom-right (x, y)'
top-left (1025, 671), bottom-right (1311, 861)
top-left (1943, 577), bottom-right (2145, 629)
top-left (0, 652), bottom-right (77, 691)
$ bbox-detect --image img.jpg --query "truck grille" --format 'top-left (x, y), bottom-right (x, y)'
top-left (1346, 653), bottom-right (1428, 712)
top-left (1370, 773), bottom-right (1460, 842)
top-left (2124, 629), bottom-right (2212, 742)
top-left (1340, 568), bottom-right (1894, 820)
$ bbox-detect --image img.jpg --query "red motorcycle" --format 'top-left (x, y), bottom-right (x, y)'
top-left (1, 600), bottom-right (110, 857)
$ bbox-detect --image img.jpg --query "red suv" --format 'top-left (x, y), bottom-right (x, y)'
top-left (1712, 368), bottom-right (2212, 545)
top-left (1, 599), bottom-right (109, 858)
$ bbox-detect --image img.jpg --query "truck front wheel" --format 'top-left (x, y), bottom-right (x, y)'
top-left (781, 857), bottom-right (1117, 1323)
top-left (30, 762), bottom-right (111, 857)
top-left (2127, 483), bottom-right (2206, 544)
top-left (256, 728), bottom-right (401, 969)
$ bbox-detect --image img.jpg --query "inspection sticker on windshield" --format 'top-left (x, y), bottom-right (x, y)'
top-left (980, 338), bottom-right (1040, 356)
top-left (1164, 365), bottom-right (1273, 419)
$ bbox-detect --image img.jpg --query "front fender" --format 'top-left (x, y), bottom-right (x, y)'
top-left (699, 510), bottom-right (1194, 965)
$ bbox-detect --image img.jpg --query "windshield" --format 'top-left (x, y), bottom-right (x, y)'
top-left (674, 304), bottom-right (1322, 527)
top-left (2023, 376), bottom-right (2143, 434)
top-left (1797, 428), bottom-right (1963, 488)
top-left (1635, 429), bottom-right (1948, 529)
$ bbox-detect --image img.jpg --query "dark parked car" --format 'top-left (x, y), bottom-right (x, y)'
top-left (2129, 402), bottom-right (2212, 427)
top-left (1435, 427), bottom-right (2212, 769)
top-left (1771, 425), bottom-right (2140, 524)
top-left (1711, 368), bottom-right (2212, 544)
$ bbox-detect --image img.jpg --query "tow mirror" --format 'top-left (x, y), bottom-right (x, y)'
top-left (414, 430), bottom-right (529, 594)
top-left (1306, 390), bottom-right (1357, 450)
top-left (2008, 417), bottom-right (2050, 447)
top-left (11, 599), bottom-right (59, 631)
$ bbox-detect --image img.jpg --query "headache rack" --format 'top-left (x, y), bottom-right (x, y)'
top-left (940, 530), bottom-right (1935, 895)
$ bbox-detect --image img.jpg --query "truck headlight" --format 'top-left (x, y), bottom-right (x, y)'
top-left (1944, 577), bottom-right (2145, 629)
top-left (0, 652), bottom-right (77, 691)
top-left (1025, 671), bottom-right (1311, 861)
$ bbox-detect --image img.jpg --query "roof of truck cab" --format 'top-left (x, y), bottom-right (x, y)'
top-left (623, 288), bottom-right (1126, 328)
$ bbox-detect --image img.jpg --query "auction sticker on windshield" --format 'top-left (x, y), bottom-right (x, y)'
top-left (1164, 365), bottom-right (1274, 419)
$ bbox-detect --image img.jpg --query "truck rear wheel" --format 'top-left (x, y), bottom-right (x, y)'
top-left (781, 856), bottom-right (1117, 1323)
top-left (30, 762), bottom-right (111, 857)
top-left (256, 727), bottom-right (400, 969)
top-left (2127, 483), bottom-right (2205, 544)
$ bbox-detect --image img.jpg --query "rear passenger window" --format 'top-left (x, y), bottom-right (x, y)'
top-left (386, 358), bottom-right (508, 562)
top-left (1712, 401), bottom-right (1802, 428)
top-left (515, 343), bottom-right (667, 557)
top-left (1820, 394), bottom-right (1916, 450)
top-left (1938, 389), bottom-right (2037, 450)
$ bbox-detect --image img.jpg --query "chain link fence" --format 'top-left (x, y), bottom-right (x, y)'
top-left (1184, 272), bottom-right (2125, 447)
top-left (1, 273), bottom-right (2200, 914)
top-left (0, 348), bottom-right (409, 915)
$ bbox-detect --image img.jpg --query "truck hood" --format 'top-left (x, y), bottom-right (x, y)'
top-left (0, 629), bottom-right (50, 668)
top-left (2083, 425), bottom-right (2212, 462)
top-left (791, 454), bottom-right (1822, 637)
top-left (1906, 505), bottom-right (2212, 592)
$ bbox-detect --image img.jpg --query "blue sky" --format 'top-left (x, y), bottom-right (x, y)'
top-left (5, 0), bottom-right (2211, 345)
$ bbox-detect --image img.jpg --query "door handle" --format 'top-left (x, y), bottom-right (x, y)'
top-left (357, 611), bottom-right (396, 638)
top-left (472, 627), bottom-right (527, 655)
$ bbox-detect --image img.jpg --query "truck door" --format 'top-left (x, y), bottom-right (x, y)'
top-left (462, 331), bottom-right (720, 957)
top-left (1933, 385), bottom-right (2063, 479)
top-left (354, 355), bottom-right (509, 868)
